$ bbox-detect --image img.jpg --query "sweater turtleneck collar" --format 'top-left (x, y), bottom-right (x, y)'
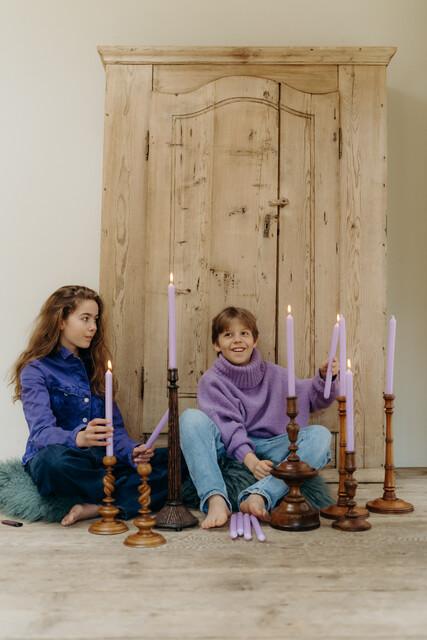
top-left (212, 348), bottom-right (265, 389)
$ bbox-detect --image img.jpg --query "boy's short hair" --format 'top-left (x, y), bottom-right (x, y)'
top-left (212, 307), bottom-right (259, 344)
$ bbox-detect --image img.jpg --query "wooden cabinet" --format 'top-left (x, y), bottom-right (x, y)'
top-left (98, 47), bottom-right (396, 472)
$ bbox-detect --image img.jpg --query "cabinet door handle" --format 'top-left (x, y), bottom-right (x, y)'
top-left (268, 197), bottom-right (289, 207)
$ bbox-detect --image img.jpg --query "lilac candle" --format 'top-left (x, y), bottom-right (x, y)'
top-left (243, 513), bottom-right (252, 541)
top-left (286, 305), bottom-right (295, 396)
top-left (250, 515), bottom-right (266, 542)
top-left (324, 315), bottom-right (339, 399)
top-left (168, 273), bottom-right (177, 369)
top-left (345, 360), bottom-right (354, 451)
top-left (386, 316), bottom-right (396, 395)
top-left (229, 513), bottom-right (238, 540)
top-left (105, 361), bottom-right (113, 457)
top-left (145, 409), bottom-right (169, 450)
top-left (339, 315), bottom-right (347, 397)
top-left (236, 511), bottom-right (244, 537)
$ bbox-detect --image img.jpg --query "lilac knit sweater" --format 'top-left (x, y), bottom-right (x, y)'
top-left (197, 348), bottom-right (337, 462)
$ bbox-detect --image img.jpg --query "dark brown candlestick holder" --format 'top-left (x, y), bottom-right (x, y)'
top-left (89, 456), bottom-right (129, 535)
top-left (366, 394), bottom-right (414, 515)
top-left (154, 368), bottom-right (199, 531)
top-left (269, 396), bottom-right (320, 531)
top-left (332, 451), bottom-right (371, 531)
top-left (124, 462), bottom-right (166, 548)
top-left (321, 397), bottom-right (369, 520)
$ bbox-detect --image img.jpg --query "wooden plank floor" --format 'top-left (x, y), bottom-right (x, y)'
top-left (1, 469), bottom-right (426, 640)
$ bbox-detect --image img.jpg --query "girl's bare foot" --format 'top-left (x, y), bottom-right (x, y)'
top-left (202, 495), bottom-right (231, 529)
top-left (61, 503), bottom-right (100, 526)
top-left (240, 494), bottom-right (270, 521)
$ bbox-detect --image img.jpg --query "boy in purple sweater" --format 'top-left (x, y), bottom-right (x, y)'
top-left (179, 307), bottom-right (338, 529)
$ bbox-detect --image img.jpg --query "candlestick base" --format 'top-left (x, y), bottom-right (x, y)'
top-left (155, 502), bottom-right (199, 531)
top-left (269, 397), bottom-right (320, 532)
top-left (89, 456), bottom-right (129, 535)
top-left (124, 463), bottom-right (166, 548)
top-left (332, 451), bottom-right (371, 532)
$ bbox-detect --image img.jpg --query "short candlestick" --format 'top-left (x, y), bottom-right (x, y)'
top-left (88, 456), bottom-right (129, 535)
top-left (124, 462), bottom-right (166, 548)
top-left (332, 451), bottom-right (371, 532)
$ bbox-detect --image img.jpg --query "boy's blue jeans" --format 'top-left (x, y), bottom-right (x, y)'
top-left (179, 408), bottom-right (332, 513)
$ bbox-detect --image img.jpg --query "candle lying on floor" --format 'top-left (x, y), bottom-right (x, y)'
top-left (144, 409), bottom-right (169, 450)
top-left (250, 515), bottom-right (266, 542)
top-left (229, 513), bottom-right (238, 540)
top-left (237, 511), bottom-right (244, 536)
top-left (243, 513), bottom-right (252, 540)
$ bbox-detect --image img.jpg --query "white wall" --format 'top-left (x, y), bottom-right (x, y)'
top-left (1, 0), bottom-right (426, 465)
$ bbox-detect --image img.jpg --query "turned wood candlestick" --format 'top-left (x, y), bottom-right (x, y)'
top-left (332, 451), bottom-right (371, 532)
top-left (269, 396), bottom-right (320, 531)
top-left (366, 394), bottom-right (414, 515)
top-left (88, 456), bottom-right (129, 535)
top-left (124, 462), bottom-right (166, 548)
top-left (321, 397), bottom-right (369, 520)
top-left (154, 368), bottom-right (198, 530)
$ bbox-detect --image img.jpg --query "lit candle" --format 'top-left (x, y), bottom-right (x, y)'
top-left (345, 359), bottom-right (354, 451)
top-left (386, 316), bottom-right (396, 395)
top-left (145, 409), bottom-right (169, 450)
top-left (243, 513), bottom-right (252, 540)
top-left (286, 305), bottom-right (295, 397)
top-left (105, 360), bottom-right (113, 457)
top-left (324, 314), bottom-right (339, 399)
top-left (236, 511), bottom-right (244, 537)
top-left (229, 513), bottom-right (238, 540)
top-left (250, 515), bottom-right (266, 542)
top-left (339, 314), bottom-right (346, 397)
top-left (168, 273), bottom-right (177, 369)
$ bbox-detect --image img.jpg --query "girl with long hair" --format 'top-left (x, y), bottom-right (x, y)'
top-left (10, 285), bottom-right (168, 526)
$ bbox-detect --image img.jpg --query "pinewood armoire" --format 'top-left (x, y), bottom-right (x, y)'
top-left (98, 46), bottom-right (396, 476)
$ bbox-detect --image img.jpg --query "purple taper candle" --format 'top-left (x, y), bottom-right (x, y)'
top-left (168, 273), bottom-right (177, 369)
top-left (229, 513), bottom-right (238, 539)
top-left (105, 361), bottom-right (113, 456)
top-left (236, 511), bottom-right (244, 536)
top-left (324, 315), bottom-right (339, 399)
top-left (243, 513), bottom-right (252, 540)
top-left (386, 316), bottom-right (396, 395)
top-left (145, 409), bottom-right (169, 450)
top-left (345, 360), bottom-right (354, 451)
top-left (250, 515), bottom-right (266, 542)
top-left (286, 305), bottom-right (295, 396)
top-left (339, 314), bottom-right (346, 397)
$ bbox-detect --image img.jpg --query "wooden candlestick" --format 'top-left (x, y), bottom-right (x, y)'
top-left (366, 394), bottom-right (414, 514)
top-left (332, 451), bottom-right (371, 531)
top-left (89, 456), bottom-right (129, 535)
top-left (124, 462), bottom-right (166, 548)
top-left (154, 368), bottom-right (199, 530)
top-left (269, 396), bottom-right (320, 531)
top-left (321, 397), bottom-right (369, 520)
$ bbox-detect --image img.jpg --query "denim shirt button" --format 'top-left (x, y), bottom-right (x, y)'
top-left (84, 397), bottom-right (89, 403)
top-left (82, 418), bottom-right (88, 423)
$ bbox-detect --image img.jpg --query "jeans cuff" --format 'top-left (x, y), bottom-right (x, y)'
top-left (200, 490), bottom-right (232, 514)
top-left (237, 488), bottom-right (273, 511)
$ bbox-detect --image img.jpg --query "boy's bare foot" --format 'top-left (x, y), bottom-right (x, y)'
top-left (61, 503), bottom-right (100, 527)
top-left (202, 495), bottom-right (231, 529)
top-left (240, 494), bottom-right (270, 521)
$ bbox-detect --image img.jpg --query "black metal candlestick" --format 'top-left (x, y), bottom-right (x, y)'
top-left (154, 368), bottom-right (198, 530)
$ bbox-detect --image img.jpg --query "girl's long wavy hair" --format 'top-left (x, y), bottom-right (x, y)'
top-left (10, 285), bottom-right (113, 402)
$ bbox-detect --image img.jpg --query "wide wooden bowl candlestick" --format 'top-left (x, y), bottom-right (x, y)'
top-left (124, 462), bottom-right (166, 548)
top-left (154, 368), bottom-right (198, 530)
top-left (269, 396), bottom-right (320, 531)
top-left (332, 451), bottom-right (371, 532)
top-left (88, 456), bottom-right (129, 535)
top-left (366, 394), bottom-right (414, 514)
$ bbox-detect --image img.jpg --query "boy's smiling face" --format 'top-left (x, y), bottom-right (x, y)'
top-left (213, 319), bottom-right (258, 366)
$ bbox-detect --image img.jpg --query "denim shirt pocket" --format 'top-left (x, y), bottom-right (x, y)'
top-left (49, 384), bottom-right (81, 416)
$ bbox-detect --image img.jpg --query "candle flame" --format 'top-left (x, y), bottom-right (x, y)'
top-left (170, 272), bottom-right (174, 284)
top-left (287, 305), bottom-right (291, 314)
top-left (347, 358), bottom-right (351, 370)
top-left (108, 360), bottom-right (112, 370)
top-left (337, 313), bottom-right (340, 323)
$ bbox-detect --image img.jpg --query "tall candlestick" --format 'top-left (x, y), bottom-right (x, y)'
top-left (286, 305), bottom-right (295, 396)
top-left (105, 361), bottom-right (113, 457)
top-left (145, 409), bottom-right (169, 450)
top-left (345, 359), bottom-right (354, 451)
top-left (168, 273), bottom-right (177, 369)
top-left (338, 314), bottom-right (346, 397)
top-left (386, 316), bottom-right (396, 395)
top-left (324, 315), bottom-right (339, 399)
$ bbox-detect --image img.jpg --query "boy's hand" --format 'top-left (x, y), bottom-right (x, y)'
top-left (319, 357), bottom-right (339, 380)
top-left (76, 418), bottom-right (113, 448)
top-left (243, 452), bottom-right (274, 480)
top-left (132, 444), bottom-right (155, 465)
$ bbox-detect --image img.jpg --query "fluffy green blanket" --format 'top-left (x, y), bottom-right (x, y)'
top-left (0, 457), bottom-right (334, 523)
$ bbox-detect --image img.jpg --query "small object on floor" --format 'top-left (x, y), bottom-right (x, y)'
top-left (243, 513), bottom-right (252, 540)
top-left (2, 519), bottom-right (23, 527)
top-left (229, 513), bottom-right (238, 539)
top-left (250, 515), bottom-right (266, 542)
top-left (236, 511), bottom-right (244, 536)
